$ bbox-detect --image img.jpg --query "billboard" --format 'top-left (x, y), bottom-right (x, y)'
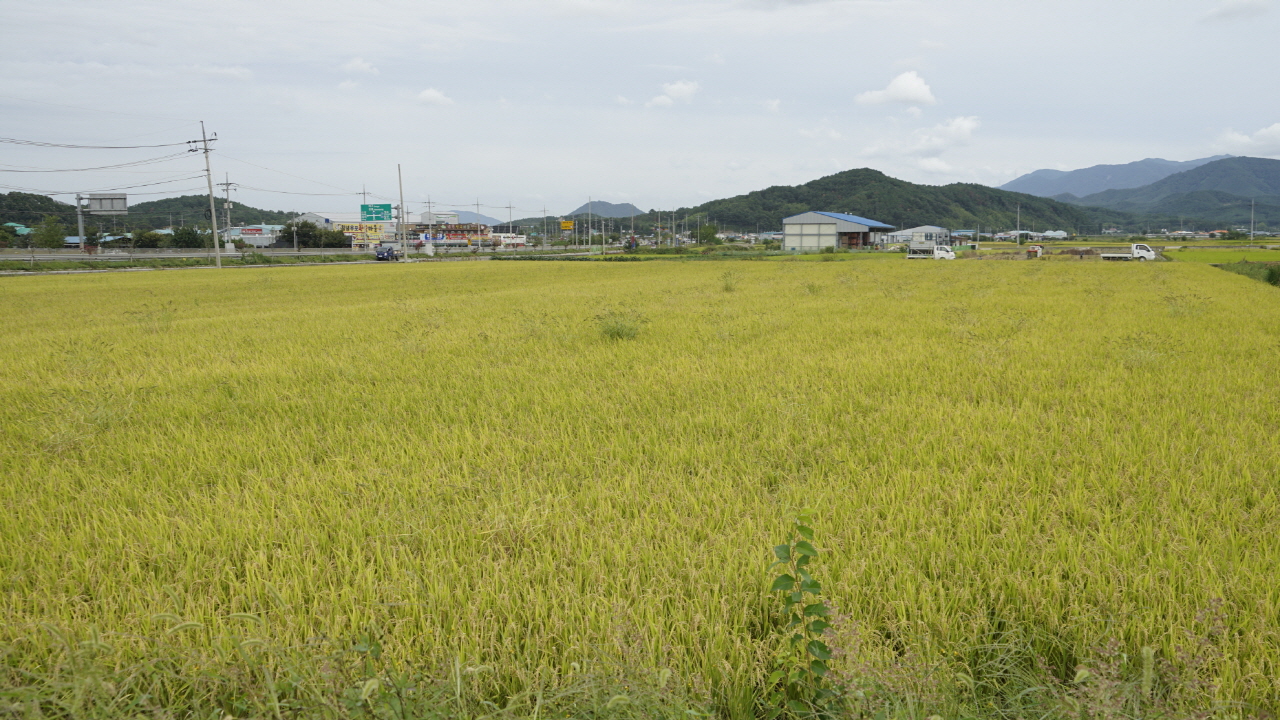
top-left (560, 220), bottom-right (574, 231)
top-left (87, 194), bottom-right (127, 215)
top-left (361, 204), bottom-right (394, 222)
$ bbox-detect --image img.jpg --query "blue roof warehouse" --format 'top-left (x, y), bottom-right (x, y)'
top-left (782, 211), bottom-right (894, 252)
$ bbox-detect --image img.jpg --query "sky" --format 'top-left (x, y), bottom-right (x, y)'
top-left (1, 0), bottom-right (1278, 219)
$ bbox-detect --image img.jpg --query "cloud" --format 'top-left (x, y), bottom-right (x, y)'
top-left (864, 116), bottom-right (979, 159)
top-left (1204, 0), bottom-right (1270, 20)
top-left (615, 95), bottom-right (633, 105)
top-left (855, 71), bottom-right (936, 106)
top-left (342, 57), bottom-right (379, 74)
top-left (800, 126), bottom-right (842, 141)
top-left (337, 80), bottom-right (359, 90)
top-left (662, 80), bottom-right (700, 101)
top-left (417, 88), bottom-right (455, 105)
top-left (184, 64), bottom-right (252, 79)
top-left (645, 80), bottom-right (699, 107)
top-left (764, 99), bottom-right (781, 112)
top-left (1218, 122), bottom-right (1280, 155)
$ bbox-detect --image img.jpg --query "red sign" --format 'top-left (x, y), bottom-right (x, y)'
top-left (241, 228), bottom-right (263, 235)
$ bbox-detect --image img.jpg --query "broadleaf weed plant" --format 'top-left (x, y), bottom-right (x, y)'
top-left (763, 511), bottom-right (838, 719)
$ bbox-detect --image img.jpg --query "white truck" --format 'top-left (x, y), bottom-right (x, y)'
top-left (1101, 243), bottom-right (1158, 261)
top-left (906, 239), bottom-right (955, 260)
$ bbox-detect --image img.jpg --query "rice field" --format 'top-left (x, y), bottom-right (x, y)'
top-left (1, 259), bottom-right (1278, 718)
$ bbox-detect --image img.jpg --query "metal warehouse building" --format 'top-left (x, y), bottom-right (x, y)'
top-left (782, 211), bottom-right (895, 251)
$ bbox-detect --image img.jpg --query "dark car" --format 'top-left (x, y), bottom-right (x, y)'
top-left (375, 246), bottom-right (401, 261)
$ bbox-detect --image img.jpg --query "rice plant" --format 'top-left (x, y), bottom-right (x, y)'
top-left (1, 259), bottom-right (1277, 718)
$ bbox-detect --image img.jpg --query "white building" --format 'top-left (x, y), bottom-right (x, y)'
top-left (885, 225), bottom-right (950, 245)
top-left (223, 225), bottom-right (284, 248)
top-left (782, 211), bottom-right (894, 251)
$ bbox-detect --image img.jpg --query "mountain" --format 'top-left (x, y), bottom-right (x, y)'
top-left (0, 192), bottom-right (299, 230)
top-left (0, 192), bottom-right (75, 226)
top-left (455, 210), bottom-right (505, 226)
top-left (669, 168), bottom-right (1125, 233)
top-left (1063, 157), bottom-right (1280, 225)
top-left (566, 201), bottom-right (642, 218)
top-left (129, 195), bottom-right (295, 229)
top-left (1000, 156), bottom-right (1231, 198)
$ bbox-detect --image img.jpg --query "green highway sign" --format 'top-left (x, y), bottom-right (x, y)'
top-left (361, 203), bottom-right (394, 222)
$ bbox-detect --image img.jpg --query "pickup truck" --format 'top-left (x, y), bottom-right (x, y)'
top-left (906, 244), bottom-right (956, 260)
top-left (1101, 243), bottom-right (1157, 261)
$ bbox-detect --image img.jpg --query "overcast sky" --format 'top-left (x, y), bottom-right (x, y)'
top-left (2, 0), bottom-right (1277, 218)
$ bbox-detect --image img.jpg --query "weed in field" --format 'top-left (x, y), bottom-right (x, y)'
top-left (721, 271), bottom-right (740, 292)
top-left (596, 308), bottom-right (646, 340)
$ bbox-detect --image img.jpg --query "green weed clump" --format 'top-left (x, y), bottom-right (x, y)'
top-left (2, 260), bottom-right (1278, 718)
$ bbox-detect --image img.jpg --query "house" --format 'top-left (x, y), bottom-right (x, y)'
top-left (782, 212), bottom-right (894, 251)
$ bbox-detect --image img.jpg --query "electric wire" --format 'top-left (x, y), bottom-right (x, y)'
top-left (0, 137), bottom-right (199, 150)
top-left (0, 174), bottom-right (209, 196)
top-left (0, 151), bottom-right (196, 173)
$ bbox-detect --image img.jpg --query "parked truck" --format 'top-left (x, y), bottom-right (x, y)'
top-left (906, 238), bottom-right (956, 260)
top-left (1100, 243), bottom-right (1157, 261)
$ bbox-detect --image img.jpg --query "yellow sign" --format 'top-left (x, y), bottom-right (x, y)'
top-left (560, 220), bottom-right (574, 231)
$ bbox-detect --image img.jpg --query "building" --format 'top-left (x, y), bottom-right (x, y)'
top-left (885, 225), bottom-right (950, 245)
top-left (782, 212), bottom-right (894, 251)
top-left (294, 212), bottom-right (397, 248)
top-left (223, 225), bottom-right (284, 248)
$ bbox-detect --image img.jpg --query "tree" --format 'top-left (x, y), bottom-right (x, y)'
top-left (280, 221), bottom-right (322, 247)
top-left (0, 224), bottom-right (17, 248)
top-left (31, 216), bottom-right (68, 249)
top-left (133, 229), bottom-right (163, 249)
top-left (171, 226), bottom-right (205, 248)
top-left (696, 223), bottom-right (720, 244)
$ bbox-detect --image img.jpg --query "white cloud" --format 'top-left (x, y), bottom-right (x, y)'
top-left (615, 95), bottom-right (633, 105)
top-left (645, 81), bottom-right (698, 107)
top-left (337, 80), bottom-right (358, 90)
top-left (905, 106), bottom-right (922, 118)
top-left (856, 71), bottom-right (936, 106)
top-left (764, 99), bottom-right (781, 112)
top-left (417, 88), bottom-right (455, 105)
top-left (916, 157), bottom-right (952, 173)
top-left (184, 64), bottom-right (252, 79)
top-left (1218, 122), bottom-right (1280, 155)
top-left (800, 126), bottom-right (842, 141)
top-left (661, 80), bottom-right (700, 101)
top-left (342, 57), bottom-right (379, 74)
top-left (1204, 0), bottom-right (1270, 20)
top-left (864, 116), bottom-right (979, 159)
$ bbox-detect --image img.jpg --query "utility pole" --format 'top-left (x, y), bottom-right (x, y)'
top-left (542, 206), bottom-right (547, 250)
top-left (476, 199), bottom-right (481, 250)
top-left (200, 121), bottom-right (221, 268)
top-left (1251, 198), bottom-right (1255, 241)
top-left (75, 194), bottom-right (86, 253)
top-left (217, 173), bottom-right (234, 241)
top-left (397, 163), bottom-right (406, 258)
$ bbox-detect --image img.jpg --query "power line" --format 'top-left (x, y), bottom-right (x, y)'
top-left (0, 174), bottom-right (208, 196)
top-left (0, 136), bottom-right (199, 150)
top-left (0, 151), bottom-right (196, 173)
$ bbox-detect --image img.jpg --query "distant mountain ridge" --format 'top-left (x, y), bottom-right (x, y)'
top-left (1058, 157), bottom-right (1280, 225)
top-left (669, 168), bottom-right (1125, 233)
top-left (1001, 156), bottom-right (1231, 198)
top-left (566, 200), bottom-right (642, 218)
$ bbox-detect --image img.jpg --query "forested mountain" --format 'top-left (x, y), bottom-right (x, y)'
top-left (1001, 156), bottom-right (1230, 197)
top-left (0, 192), bottom-right (297, 231)
top-left (566, 201), bottom-right (642, 218)
top-left (668, 168), bottom-right (1125, 233)
top-left (1059, 157), bottom-right (1280, 226)
top-left (0, 192), bottom-right (75, 226)
top-left (128, 195), bottom-right (296, 229)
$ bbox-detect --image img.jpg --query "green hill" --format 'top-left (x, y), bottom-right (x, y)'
top-left (0, 192), bottom-right (298, 231)
top-left (666, 168), bottom-right (1127, 233)
top-left (0, 192), bottom-right (75, 226)
top-left (127, 195), bottom-right (297, 230)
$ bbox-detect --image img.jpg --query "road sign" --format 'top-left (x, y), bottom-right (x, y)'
top-left (560, 220), bottom-right (574, 231)
top-left (361, 203), bottom-right (393, 222)
top-left (87, 194), bottom-right (127, 215)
